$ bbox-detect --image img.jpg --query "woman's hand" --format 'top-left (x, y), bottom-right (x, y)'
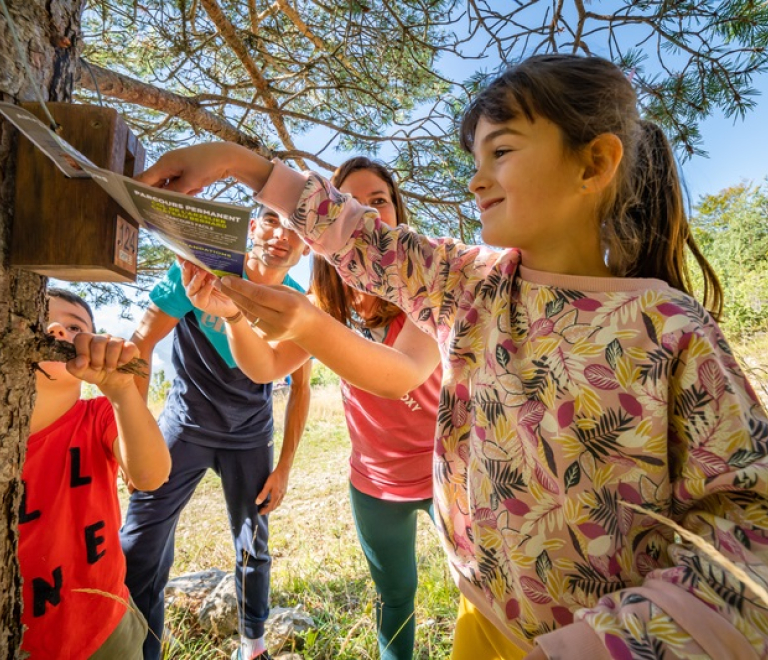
top-left (179, 259), bottom-right (239, 318)
top-left (218, 276), bottom-right (318, 342)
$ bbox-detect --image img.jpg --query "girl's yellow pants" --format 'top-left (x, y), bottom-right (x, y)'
top-left (451, 595), bottom-right (529, 660)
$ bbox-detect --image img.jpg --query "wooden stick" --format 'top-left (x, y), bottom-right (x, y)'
top-left (29, 334), bottom-right (148, 379)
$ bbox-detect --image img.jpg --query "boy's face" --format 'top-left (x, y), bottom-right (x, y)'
top-left (47, 297), bottom-right (95, 341)
top-left (248, 211), bottom-right (309, 270)
top-left (41, 297), bottom-right (95, 384)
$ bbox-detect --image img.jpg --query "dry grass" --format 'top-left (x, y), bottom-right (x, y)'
top-left (123, 335), bottom-right (768, 659)
top-left (121, 384), bottom-right (456, 659)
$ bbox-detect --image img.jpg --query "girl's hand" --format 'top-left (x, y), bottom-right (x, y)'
top-left (68, 333), bottom-right (139, 395)
top-left (179, 259), bottom-right (239, 318)
top-left (135, 143), bottom-right (272, 196)
top-left (217, 276), bottom-right (317, 342)
top-left (135, 143), bottom-right (241, 195)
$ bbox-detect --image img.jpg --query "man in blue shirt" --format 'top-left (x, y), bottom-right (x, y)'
top-left (121, 207), bottom-right (312, 660)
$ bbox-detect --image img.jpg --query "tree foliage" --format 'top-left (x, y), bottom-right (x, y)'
top-left (149, 368), bottom-right (172, 407)
top-left (691, 179), bottom-right (768, 337)
top-left (465, 1), bottom-right (768, 155)
top-left (75, 0), bottom-right (768, 306)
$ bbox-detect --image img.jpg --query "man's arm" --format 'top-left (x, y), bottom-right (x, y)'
top-left (130, 303), bottom-right (179, 401)
top-left (255, 359), bottom-right (312, 514)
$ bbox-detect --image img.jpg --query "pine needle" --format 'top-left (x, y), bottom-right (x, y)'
top-left (618, 500), bottom-right (768, 607)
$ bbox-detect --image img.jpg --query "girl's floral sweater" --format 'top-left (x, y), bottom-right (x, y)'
top-left (258, 160), bottom-right (768, 659)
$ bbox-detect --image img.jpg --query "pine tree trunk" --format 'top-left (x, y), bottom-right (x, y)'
top-left (0, 2), bottom-right (84, 655)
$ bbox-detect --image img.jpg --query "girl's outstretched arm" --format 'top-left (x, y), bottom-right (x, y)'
top-left (136, 142), bottom-right (273, 195)
top-left (255, 160), bottom-right (513, 339)
top-left (137, 146), bottom-right (506, 339)
top-left (220, 277), bottom-right (441, 399)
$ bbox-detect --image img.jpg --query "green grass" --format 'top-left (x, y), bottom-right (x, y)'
top-left (123, 384), bottom-right (457, 659)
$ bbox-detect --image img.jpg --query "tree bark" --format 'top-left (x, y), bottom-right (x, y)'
top-left (0, 1), bottom-right (84, 656)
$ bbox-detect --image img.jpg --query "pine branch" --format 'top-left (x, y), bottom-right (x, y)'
top-left (200, 0), bottom-right (308, 169)
top-left (29, 335), bottom-right (149, 379)
top-left (78, 60), bottom-right (269, 155)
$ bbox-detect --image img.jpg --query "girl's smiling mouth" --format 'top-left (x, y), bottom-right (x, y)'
top-left (478, 197), bottom-right (503, 213)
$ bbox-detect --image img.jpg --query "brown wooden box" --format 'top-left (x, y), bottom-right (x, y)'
top-left (10, 103), bottom-right (145, 282)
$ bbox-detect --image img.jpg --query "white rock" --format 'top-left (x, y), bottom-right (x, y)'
top-left (166, 568), bottom-right (228, 600)
top-left (198, 573), bottom-right (240, 637)
top-left (265, 605), bottom-right (315, 651)
top-left (168, 569), bottom-right (316, 650)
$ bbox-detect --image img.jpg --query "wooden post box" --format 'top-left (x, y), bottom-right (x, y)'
top-left (10, 103), bottom-right (145, 282)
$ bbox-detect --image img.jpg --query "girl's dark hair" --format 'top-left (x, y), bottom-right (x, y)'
top-left (47, 287), bottom-right (96, 331)
top-left (311, 157), bottom-right (408, 328)
top-left (459, 54), bottom-right (723, 319)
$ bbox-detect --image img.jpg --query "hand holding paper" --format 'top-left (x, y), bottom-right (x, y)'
top-left (217, 276), bottom-right (319, 343)
top-left (0, 104), bottom-right (252, 278)
top-left (179, 259), bottom-right (239, 318)
top-left (136, 142), bottom-right (274, 197)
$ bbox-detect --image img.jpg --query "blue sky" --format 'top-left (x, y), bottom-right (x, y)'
top-left (679, 78), bottom-right (768, 200)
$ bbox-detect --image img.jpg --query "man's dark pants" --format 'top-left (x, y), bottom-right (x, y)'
top-left (121, 431), bottom-right (272, 660)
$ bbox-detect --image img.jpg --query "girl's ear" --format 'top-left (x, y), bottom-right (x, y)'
top-left (302, 243), bottom-right (311, 257)
top-left (580, 133), bottom-right (623, 194)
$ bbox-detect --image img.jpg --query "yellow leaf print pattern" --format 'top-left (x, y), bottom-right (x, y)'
top-left (288, 173), bottom-right (768, 658)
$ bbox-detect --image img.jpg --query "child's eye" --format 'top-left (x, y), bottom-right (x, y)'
top-left (494, 148), bottom-right (512, 158)
top-left (67, 325), bottom-right (83, 333)
top-left (370, 198), bottom-right (389, 207)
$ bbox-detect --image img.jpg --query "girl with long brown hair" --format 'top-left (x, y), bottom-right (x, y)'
top-left (137, 53), bottom-right (768, 660)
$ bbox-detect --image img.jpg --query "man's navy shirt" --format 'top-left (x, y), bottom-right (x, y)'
top-left (151, 262), bottom-right (304, 449)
